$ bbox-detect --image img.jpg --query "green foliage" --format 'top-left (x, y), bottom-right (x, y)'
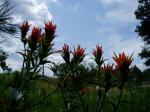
top-left (0, 48), bottom-right (11, 72)
top-left (135, 0), bottom-right (150, 66)
top-left (142, 68), bottom-right (150, 81)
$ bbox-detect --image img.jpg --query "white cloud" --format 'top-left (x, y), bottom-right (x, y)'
top-left (99, 34), bottom-right (145, 70)
top-left (12, 0), bottom-right (53, 26)
top-left (51, 0), bottom-right (58, 2)
top-left (99, 0), bottom-right (123, 5)
top-left (7, 55), bottom-right (22, 71)
top-left (105, 9), bottom-right (135, 24)
top-left (96, 0), bottom-right (138, 26)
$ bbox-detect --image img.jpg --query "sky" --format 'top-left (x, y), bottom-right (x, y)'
top-left (0, 0), bottom-right (146, 75)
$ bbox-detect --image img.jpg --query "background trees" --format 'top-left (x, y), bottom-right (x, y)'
top-left (135, 0), bottom-right (150, 66)
top-left (0, 0), bottom-right (17, 72)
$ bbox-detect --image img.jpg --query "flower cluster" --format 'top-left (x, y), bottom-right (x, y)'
top-left (29, 27), bottom-right (41, 52)
top-left (20, 21), bottom-right (31, 44)
top-left (92, 45), bottom-right (104, 66)
top-left (91, 45), bottom-right (134, 90)
top-left (60, 45), bottom-right (85, 65)
top-left (20, 21), bottom-right (56, 52)
top-left (61, 44), bottom-right (70, 64)
top-left (60, 44), bottom-right (133, 84)
top-left (44, 21), bottom-right (56, 44)
top-left (72, 45), bottom-right (85, 64)
top-left (101, 63), bottom-right (114, 75)
top-left (20, 21), bottom-right (57, 66)
top-left (113, 52), bottom-right (133, 82)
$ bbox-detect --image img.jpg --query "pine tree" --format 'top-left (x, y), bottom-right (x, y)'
top-left (0, 0), bottom-right (17, 40)
top-left (135, 0), bottom-right (150, 66)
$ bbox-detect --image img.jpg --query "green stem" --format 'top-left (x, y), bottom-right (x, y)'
top-left (43, 64), bottom-right (45, 76)
top-left (114, 88), bottom-right (123, 112)
top-left (98, 92), bottom-right (107, 112)
top-left (96, 95), bottom-right (100, 112)
top-left (79, 93), bottom-right (87, 112)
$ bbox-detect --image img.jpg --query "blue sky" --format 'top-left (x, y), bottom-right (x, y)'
top-left (0, 0), bottom-right (146, 74)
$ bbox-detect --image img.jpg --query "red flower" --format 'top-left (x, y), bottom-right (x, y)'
top-left (73, 45), bottom-right (85, 57)
top-left (92, 45), bottom-right (104, 66)
top-left (61, 44), bottom-right (70, 64)
top-left (113, 52), bottom-right (133, 82)
top-left (31, 27), bottom-right (41, 42)
top-left (29, 27), bottom-right (41, 52)
top-left (101, 63), bottom-right (114, 74)
top-left (72, 45), bottom-right (85, 64)
top-left (44, 21), bottom-right (56, 43)
top-left (20, 21), bottom-right (31, 38)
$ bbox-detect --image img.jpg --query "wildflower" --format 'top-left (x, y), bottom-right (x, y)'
top-left (101, 63), bottom-right (114, 75)
top-left (20, 21), bottom-right (31, 38)
top-left (113, 52), bottom-right (133, 82)
top-left (31, 27), bottom-right (41, 42)
top-left (20, 21), bottom-right (31, 44)
top-left (44, 21), bottom-right (56, 43)
top-left (92, 45), bottom-right (104, 66)
top-left (61, 44), bottom-right (70, 64)
top-left (72, 45), bottom-right (85, 64)
top-left (29, 27), bottom-right (41, 52)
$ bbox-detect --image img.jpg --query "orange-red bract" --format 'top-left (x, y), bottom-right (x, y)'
top-left (61, 44), bottom-right (70, 64)
top-left (92, 45), bottom-right (103, 66)
top-left (113, 52), bottom-right (133, 70)
top-left (101, 63), bottom-right (114, 74)
top-left (44, 21), bottom-right (56, 43)
top-left (20, 21), bottom-right (31, 38)
top-left (92, 45), bottom-right (103, 57)
top-left (28, 27), bottom-right (41, 52)
top-left (72, 45), bottom-right (85, 64)
top-left (113, 52), bottom-right (133, 82)
top-left (72, 45), bottom-right (85, 57)
top-left (31, 27), bottom-right (41, 42)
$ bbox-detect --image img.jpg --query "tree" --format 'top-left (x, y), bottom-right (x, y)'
top-left (0, 0), bottom-right (16, 72)
top-left (0, 48), bottom-right (11, 72)
top-left (0, 0), bottom-right (17, 40)
top-left (135, 0), bottom-right (150, 66)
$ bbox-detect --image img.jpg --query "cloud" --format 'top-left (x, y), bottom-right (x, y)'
top-left (12, 0), bottom-right (53, 26)
top-left (98, 33), bottom-right (145, 70)
top-left (7, 54), bottom-right (23, 71)
top-left (99, 0), bottom-right (123, 5)
top-left (51, 0), bottom-right (58, 2)
top-left (105, 9), bottom-right (135, 24)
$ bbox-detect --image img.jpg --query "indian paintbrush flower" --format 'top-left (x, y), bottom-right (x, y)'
top-left (44, 21), bottom-right (56, 43)
top-left (61, 44), bottom-right (70, 64)
top-left (28, 27), bottom-right (41, 52)
top-left (101, 63), bottom-right (114, 75)
top-left (72, 45), bottom-right (85, 65)
top-left (92, 45), bottom-right (104, 66)
top-left (113, 52), bottom-right (133, 83)
top-left (20, 21), bottom-right (31, 44)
